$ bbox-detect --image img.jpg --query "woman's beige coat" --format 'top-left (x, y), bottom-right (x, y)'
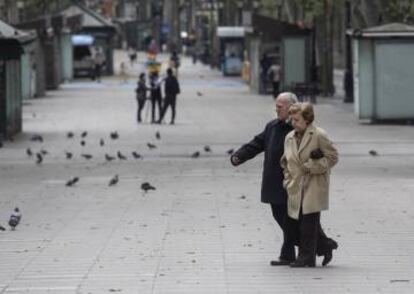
top-left (281, 124), bottom-right (338, 220)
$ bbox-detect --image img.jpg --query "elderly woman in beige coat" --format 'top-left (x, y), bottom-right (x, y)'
top-left (281, 102), bottom-right (338, 267)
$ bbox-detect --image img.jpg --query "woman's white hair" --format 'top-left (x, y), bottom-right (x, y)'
top-left (277, 92), bottom-right (298, 105)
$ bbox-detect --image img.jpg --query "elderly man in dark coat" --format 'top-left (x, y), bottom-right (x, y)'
top-left (230, 92), bottom-right (337, 266)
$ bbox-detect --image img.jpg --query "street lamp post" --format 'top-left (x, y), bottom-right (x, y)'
top-left (343, 0), bottom-right (354, 103)
top-left (208, 0), bottom-right (216, 68)
top-left (236, 0), bottom-right (243, 26)
top-left (252, 0), bottom-right (261, 15)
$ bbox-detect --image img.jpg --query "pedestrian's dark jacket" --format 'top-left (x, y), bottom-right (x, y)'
top-left (150, 78), bottom-right (162, 100)
top-left (136, 80), bottom-right (147, 101)
top-left (233, 119), bottom-right (293, 204)
top-left (164, 76), bottom-right (180, 97)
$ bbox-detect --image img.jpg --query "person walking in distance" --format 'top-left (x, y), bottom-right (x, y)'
top-left (157, 68), bottom-right (180, 125)
top-left (135, 73), bottom-right (148, 123)
top-left (93, 46), bottom-right (105, 83)
top-left (169, 51), bottom-right (180, 77)
top-left (128, 47), bottom-right (137, 65)
top-left (149, 72), bottom-right (162, 123)
top-left (267, 58), bottom-right (282, 97)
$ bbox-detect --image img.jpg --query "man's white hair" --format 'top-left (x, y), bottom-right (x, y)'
top-left (277, 92), bottom-right (298, 105)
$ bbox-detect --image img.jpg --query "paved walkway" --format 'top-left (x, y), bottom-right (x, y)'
top-left (0, 51), bottom-right (414, 293)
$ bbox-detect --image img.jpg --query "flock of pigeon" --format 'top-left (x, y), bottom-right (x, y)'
top-left (0, 129), bottom-right (236, 231)
top-left (27, 131), bottom-right (165, 189)
top-left (26, 130), bottom-right (235, 182)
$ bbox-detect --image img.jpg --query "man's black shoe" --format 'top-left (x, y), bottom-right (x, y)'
top-left (322, 241), bottom-right (338, 266)
top-left (322, 251), bottom-right (333, 266)
top-left (289, 258), bottom-right (315, 268)
top-left (270, 259), bottom-right (294, 266)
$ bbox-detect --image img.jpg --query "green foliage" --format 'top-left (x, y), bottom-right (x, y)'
top-left (299, 0), bottom-right (324, 16)
top-left (20, 0), bottom-right (72, 21)
top-left (383, 0), bottom-right (414, 23)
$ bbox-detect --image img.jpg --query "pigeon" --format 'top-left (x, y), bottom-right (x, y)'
top-left (100, 138), bottom-right (105, 146)
top-left (105, 154), bottom-right (116, 161)
top-left (226, 148), bottom-right (234, 155)
top-left (81, 131), bottom-right (88, 138)
top-left (8, 207), bottom-right (21, 231)
top-left (155, 131), bottom-right (161, 140)
top-left (30, 134), bottom-right (43, 142)
top-left (67, 132), bottom-right (74, 138)
top-left (147, 142), bottom-right (157, 150)
top-left (81, 154), bottom-right (93, 160)
top-left (0, 225), bottom-right (5, 231)
top-left (35, 153), bottom-right (43, 164)
top-left (26, 148), bottom-right (33, 157)
top-left (204, 145), bottom-right (211, 153)
top-left (117, 151), bottom-right (127, 160)
top-left (369, 150), bottom-right (378, 156)
top-left (110, 131), bottom-right (119, 140)
top-left (65, 177), bottom-right (79, 187)
top-left (191, 151), bottom-right (200, 158)
top-left (80, 140), bottom-right (86, 146)
top-left (197, 91), bottom-right (203, 97)
top-left (65, 151), bottom-right (73, 159)
top-left (132, 151), bottom-right (142, 159)
top-left (40, 148), bottom-right (49, 155)
top-left (108, 174), bottom-right (119, 186)
top-left (141, 182), bottom-right (156, 192)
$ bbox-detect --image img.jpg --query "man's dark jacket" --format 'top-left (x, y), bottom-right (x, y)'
top-left (165, 76), bottom-right (180, 98)
top-left (233, 119), bottom-right (293, 204)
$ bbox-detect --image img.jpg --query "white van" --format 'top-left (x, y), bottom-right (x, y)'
top-left (72, 35), bottom-right (94, 78)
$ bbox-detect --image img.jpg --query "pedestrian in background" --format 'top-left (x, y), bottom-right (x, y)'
top-left (149, 72), bottom-right (162, 123)
top-left (267, 59), bottom-right (282, 97)
top-left (260, 53), bottom-right (271, 93)
top-left (281, 102), bottom-right (339, 267)
top-left (157, 68), bottom-right (180, 125)
top-left (128, 47), bottom-right (137, 65)
top-left (135, 73), bottom-right (148, 123)
top-left (93, 46), bottom-right (105, 83)
top-left (119, 61), bottom-right (127, 84)
top-left (169, 51), bottom-right (180, 77)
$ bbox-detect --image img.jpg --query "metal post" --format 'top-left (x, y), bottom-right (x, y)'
top-left (237, 0), bottom-right (243, 26)
top-left (209, 0), bottom-right (215, 67)
top-left (344, 0), bottom-right (354, 103)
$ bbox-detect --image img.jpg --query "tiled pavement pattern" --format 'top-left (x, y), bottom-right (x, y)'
top-left (0, 52), bottom-right (414, 293)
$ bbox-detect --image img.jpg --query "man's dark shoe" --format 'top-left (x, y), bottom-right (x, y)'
top-left (322, 251), bottom-right (333, 266)
top-left (270, 258), bottom-right (294, 266)
top-left (322, 241), bottom-right (338, 266)
top-left (289, 258), bottom-right (315, 268)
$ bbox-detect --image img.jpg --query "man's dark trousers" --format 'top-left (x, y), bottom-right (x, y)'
top-left (159, 95), bottom-right (176, 123)
top-left (137, 99), bottom-right (146, 122)
top-left (151, 96), bottom-right (162, 122)
top-left (271, 204), bottom-right (295, 261)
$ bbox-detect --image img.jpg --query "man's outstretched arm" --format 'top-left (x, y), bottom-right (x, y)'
top-left (231, 126), bottom-right (267, 166)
